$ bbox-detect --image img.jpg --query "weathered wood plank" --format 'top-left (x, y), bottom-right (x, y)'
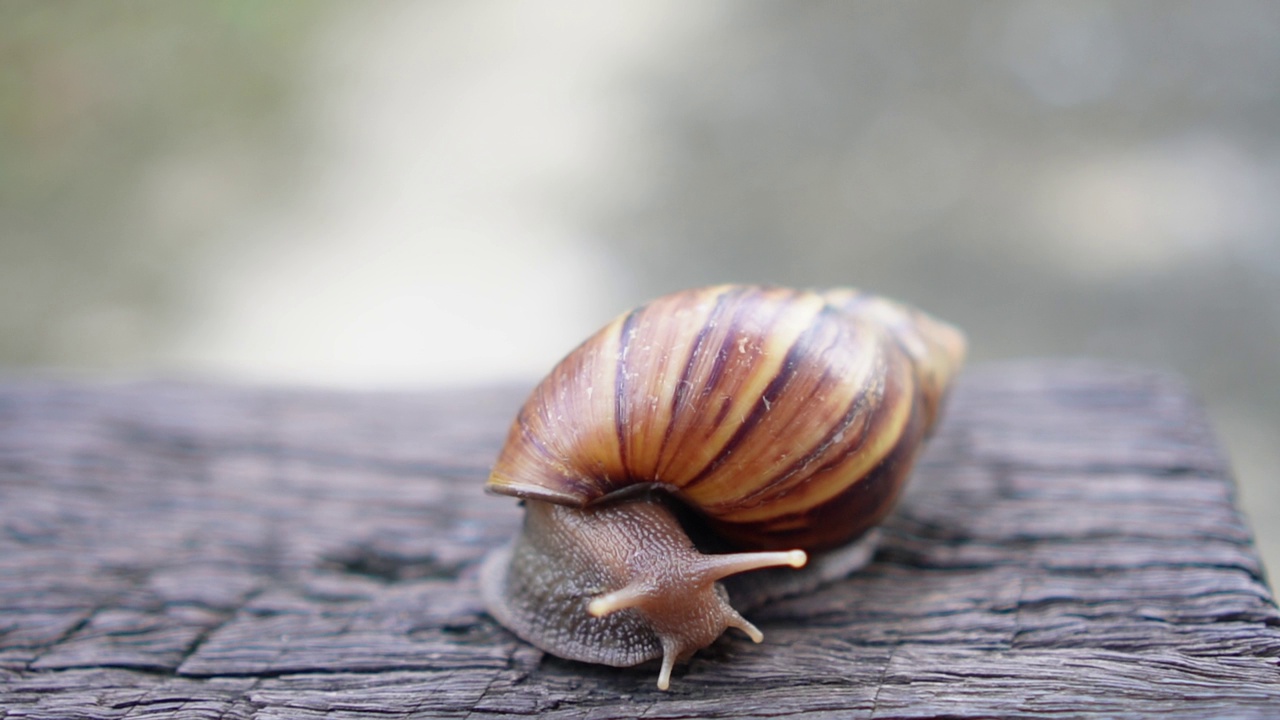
top-left (1, 360), bottom-right (1277, 718)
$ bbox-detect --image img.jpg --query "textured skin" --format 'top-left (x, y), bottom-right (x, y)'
top-left (480, 499), bottom-right (760, 668)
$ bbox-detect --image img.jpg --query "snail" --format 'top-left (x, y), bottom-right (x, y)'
top-left (479, 285), bottom-right (965, 689)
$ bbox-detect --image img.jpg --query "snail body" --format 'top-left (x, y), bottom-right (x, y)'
top-left (481, 285), bottom-right (965, 689)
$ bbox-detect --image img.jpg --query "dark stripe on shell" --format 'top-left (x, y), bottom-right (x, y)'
top-left (658, 287), bottom-right (736, 464)
top-left (726, 327), bottom-right (878, 508)
top-left (660, 286), bottom-right (765, 476)
top-left (794, 353), bottom-right (898, 490)
top-left (709, 379), bottom-right (926, 552)
top-left (613, 307), bottom-right (642, 475)
top-left (681, 297), bottom-right (826, 491)
top-left (698, 290), bottom-right (755, 410)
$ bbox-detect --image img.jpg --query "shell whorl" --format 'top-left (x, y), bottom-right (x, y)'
top-left (487, 285), bottom-right (965, 552)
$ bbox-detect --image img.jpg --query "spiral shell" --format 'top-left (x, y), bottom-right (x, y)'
top-left (487, 284), bottom-right (965, 553)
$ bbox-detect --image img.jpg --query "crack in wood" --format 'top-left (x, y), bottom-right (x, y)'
top-left (868, 641), bottom-right (898, 719)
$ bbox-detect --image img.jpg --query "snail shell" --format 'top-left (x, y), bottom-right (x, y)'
top-left (480, 285), bottom-right (965, 689)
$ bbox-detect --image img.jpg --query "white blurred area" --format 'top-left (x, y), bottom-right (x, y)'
top-left (1034, 136), bottom-right (1280, 280)
top-left (2, 1), bottom-right (1278, 572)
top-left (159, 2), bottom-right (716, 387)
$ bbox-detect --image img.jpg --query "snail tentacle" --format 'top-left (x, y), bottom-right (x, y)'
top-left (725, 609), bottom-right (763, 643)
top-left (657, 639), bottom-right (678, 691)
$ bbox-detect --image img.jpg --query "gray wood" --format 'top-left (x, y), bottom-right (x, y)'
top-left (1, 360), bottom-right (1277, 718)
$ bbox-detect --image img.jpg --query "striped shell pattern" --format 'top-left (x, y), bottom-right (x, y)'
top-left (487, 285), bottom-right (966, 553)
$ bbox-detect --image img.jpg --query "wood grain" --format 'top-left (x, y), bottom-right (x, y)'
top-left (1, 360), bottom-right (1277, 718)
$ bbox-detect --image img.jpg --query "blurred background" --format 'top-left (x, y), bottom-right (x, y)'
top-left (2, 1), bottom-right (1277, 573)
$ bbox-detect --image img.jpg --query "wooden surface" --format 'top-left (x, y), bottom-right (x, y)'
top-left (1, 360), bottom-right (1277, 718)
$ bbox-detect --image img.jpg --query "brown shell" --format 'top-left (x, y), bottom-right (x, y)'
top-left (487, 285), bottom-right (965, 552)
